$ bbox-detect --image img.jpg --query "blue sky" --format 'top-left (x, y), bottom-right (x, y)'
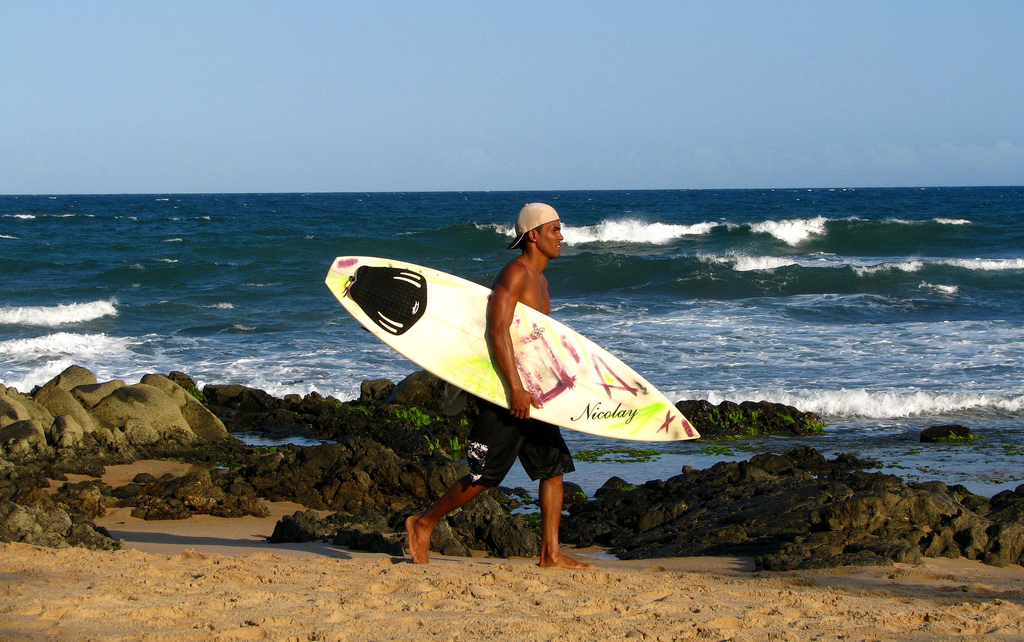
top-left (2, 2), bottom-right (1022, 193)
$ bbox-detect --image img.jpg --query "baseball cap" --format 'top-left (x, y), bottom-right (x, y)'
top-left (508, 203), bottom-right (560, 250)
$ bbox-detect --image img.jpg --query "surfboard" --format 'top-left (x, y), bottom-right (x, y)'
top-left (325, 256), bottom-right (699, 442)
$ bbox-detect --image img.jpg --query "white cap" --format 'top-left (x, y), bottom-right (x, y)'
top-left (508, 203), bottom-right (560, 250)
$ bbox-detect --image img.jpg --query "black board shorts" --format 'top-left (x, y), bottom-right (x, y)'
top-left (467, 401), bottom-right (575, 487)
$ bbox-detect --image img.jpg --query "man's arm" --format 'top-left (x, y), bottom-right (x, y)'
top-left (487, 262), bottom-right (542, 419)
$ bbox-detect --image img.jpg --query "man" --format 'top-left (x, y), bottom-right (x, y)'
top-left (406, 203), bottom-right (594, 570)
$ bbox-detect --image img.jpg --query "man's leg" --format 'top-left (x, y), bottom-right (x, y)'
top-left (538, 475), bottom-right (595, 569)
top-left (406, 474), bottom-right (487, 564)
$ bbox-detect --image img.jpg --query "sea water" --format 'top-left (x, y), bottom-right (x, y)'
top-left (2, 188), bottom-right (1023, 495)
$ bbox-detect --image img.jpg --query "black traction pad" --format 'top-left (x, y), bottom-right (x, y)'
top-left (348, 265), bottom-right (427, 335)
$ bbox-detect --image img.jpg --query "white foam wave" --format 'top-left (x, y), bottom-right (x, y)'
top-left (731, 255), bottom-right (797, 272)
top-left (750, 216), bottom-right (828, 245)
top-left (701, 253), bottom-right (1024, 276)
top-left (5, 214), bottom-right (35, 219)
top-left (0, 333), bottom-right (138, 391)
top-left (204, 303), bottom-right (235, 310)
top-left (853, 261), bottom-right (924, 276)
top-left (0, 300), bottom-right (118, 327)
top-left (712, 388), bottom-right (1024, 419)
top-left (854, 258), bottom-right (1024, 275)
top-left (0, 332), bottom-right (134, 362)
top-left (164, 238), bottom-right (183, 243)
top-left (563, 219), bottom-right (717, 245)
top-left (487, 219), bottom-right (717, 246)
top-left (935, 218), bottom-right (971, 225)
top-left (0, 234), bottom-right (17, 240)
top-left (920, 282), bottom-right (959, 295)
top-left (939, 258), bottom-right (1024, 271)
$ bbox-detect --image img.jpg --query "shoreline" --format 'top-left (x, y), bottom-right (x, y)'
top-left (2, 371), bottom-right (1024, 638)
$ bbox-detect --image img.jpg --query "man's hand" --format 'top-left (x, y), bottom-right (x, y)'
top-left (510, 387), bottom-right (542, 420)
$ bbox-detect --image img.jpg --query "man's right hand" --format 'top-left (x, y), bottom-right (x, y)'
top-left (510, 388), bottom-right (542, 420)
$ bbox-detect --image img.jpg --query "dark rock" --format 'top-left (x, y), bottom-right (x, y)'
top-left (333, 529), bottom-right (405, 556)
top-left (561, 448), bottom-right (1013, 571)
top-left (239, 437), bottom-right (467, 513)
top-left (268, 509), bottom-right (388, 543)
top-left (268, 488), bottom-right (539, 559)
top-left (676, 399), bottom-right (825, 439)
top-left (359, 379), bottom-right (396, 404)
top-left (594, 476), bottom-right (634, 499)
top-left (120, 469), bottom-right (269, 520)
top-left (52, 480), bottom-right (110, 522)
top-left (921, 425), bottom-right (976, 443)
top-left (563, 481), bottom-right (588, 506)
top-left (749, 453), bottom-right (795, 476)
top-left (384, 370), bottom-right (446, 413)
top-left (446, 493), bottom-right (540, 559)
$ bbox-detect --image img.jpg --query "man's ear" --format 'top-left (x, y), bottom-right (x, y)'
top-left (527, 229), bottom-right (539, 244)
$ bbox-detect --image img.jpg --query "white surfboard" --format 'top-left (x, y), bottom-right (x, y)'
top-left (325, 256), bottom-right (698, 442)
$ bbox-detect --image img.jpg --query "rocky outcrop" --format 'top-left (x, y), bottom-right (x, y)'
top-left (34, 385), bottom-right (98, 437)
top-left (0, 420), bottom-right (50, 459)
top-left (676, 399), bottom-right (826, 438)
top-left (238, 437), bottom-right (467, 513)
top-left (0, 487), bottom-right (121, 551)
top-left (91, 384), bottom-right (197, 448)
top-left (139, 374), bottom-right (229, 442)
top-left (202, 370), bottom-right (473, 460)
top-left (268, 490), bottom-right (540, 559)
top-left (114, 469), bottom-right (269, 520)
top-left (562, 448), bottom-right (1024, 570)
top-left (921, 424), bottom-right (976, 443)
top-left (269, 510), bottom-right (404, 555)
top-left (0, 366), bottom-right (231, 464)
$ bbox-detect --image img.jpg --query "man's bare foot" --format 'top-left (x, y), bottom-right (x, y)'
top-left (405, 515), bottom-right (431, 564)
top-left (539, 549), bottom-right (595, 570)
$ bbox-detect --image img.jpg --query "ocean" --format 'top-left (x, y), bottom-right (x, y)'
top-left (3, 188), bottom-right (1023, 496)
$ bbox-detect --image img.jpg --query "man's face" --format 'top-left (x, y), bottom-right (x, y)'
top-left (532, 220), bottom-right (563, 258)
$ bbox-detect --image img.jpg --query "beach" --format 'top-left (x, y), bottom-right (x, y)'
top-left (0, 461), bottom-right (1021, 641)
top-left (3, 189), bottom-right (1024, 640)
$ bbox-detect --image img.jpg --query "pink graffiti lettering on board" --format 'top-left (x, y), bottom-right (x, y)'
top-left (658, 411), bottom-right (675, 433)
top-left (516, 323), bottom-right (576, 404)
top-left (560, 334), bottom-right (581, 363)
top-left (593, 355), bottom-right (639, 398)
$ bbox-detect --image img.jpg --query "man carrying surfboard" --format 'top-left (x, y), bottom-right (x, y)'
top-left (406, 203), bottom-right (594, 570)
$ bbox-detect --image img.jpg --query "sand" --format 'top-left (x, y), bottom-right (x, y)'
top-left (2, 462), bottom-right (1023, 641)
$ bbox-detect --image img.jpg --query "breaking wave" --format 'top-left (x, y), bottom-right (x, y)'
top-left (0, 300), bottom-right (118, 327)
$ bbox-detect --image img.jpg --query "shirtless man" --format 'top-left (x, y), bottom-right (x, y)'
top-left (406, 203), bottom-right (594, 570)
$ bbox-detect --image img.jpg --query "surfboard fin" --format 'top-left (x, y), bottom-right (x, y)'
top-left (348, 266), bottom-right (428, 335)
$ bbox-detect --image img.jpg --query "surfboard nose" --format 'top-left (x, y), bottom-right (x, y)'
top-left (347, 265), bottom-right (428, 335)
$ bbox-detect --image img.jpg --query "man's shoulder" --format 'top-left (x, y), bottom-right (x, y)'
top-left (494, 257), bottom-right (531, 288)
